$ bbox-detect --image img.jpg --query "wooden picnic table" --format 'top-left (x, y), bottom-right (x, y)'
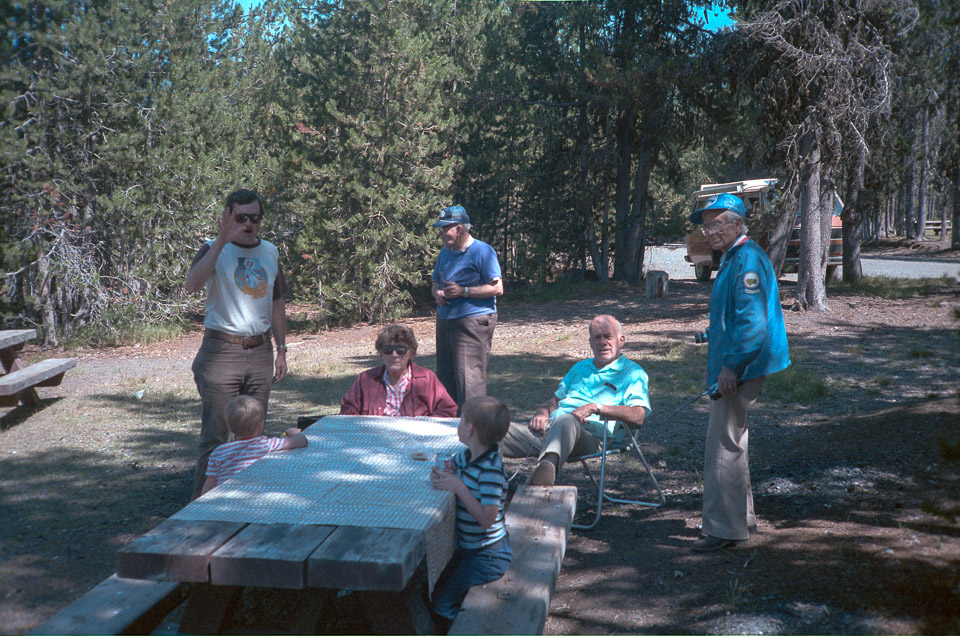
top-left (0, 329), bottom-right (77, 408)
top-left (116, 415), bottom-right (461, 634)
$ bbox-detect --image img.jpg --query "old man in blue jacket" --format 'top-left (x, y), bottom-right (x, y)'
top-left (689, 193), bottom-right (790, 552)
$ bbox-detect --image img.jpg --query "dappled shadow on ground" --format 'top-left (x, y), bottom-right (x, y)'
top-left (538, 397), bottom-right (960, 635)
top-left (0, 397), bottom-right (64, 432)
top-left (2, 279), bottom-right (958, 634)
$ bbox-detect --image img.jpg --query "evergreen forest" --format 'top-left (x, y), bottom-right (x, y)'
top-left (2, 0), bottom-right (958, 344)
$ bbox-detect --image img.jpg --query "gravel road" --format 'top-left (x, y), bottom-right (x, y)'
top-left (645, 244), bottom-right (960, 281)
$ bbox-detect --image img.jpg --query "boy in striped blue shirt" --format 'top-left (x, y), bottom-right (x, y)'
top-left (429, 395), bottom-right (512, 631)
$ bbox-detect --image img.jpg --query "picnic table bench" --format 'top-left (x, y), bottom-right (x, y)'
top-left (0, 329), bottom-right (77, 408)
top-left (450, 484), bottom-right (577, 635)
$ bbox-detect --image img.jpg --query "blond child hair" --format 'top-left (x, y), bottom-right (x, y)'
top-left (224, 395), bottom-right (264, 438)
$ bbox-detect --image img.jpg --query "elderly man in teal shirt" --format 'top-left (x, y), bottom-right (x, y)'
top-left (500, 314), bottom-right (650, 486)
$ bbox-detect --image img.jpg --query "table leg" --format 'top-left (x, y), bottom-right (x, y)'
top-left (361, 565), bottom-right (435, 635)
top-left (290, 588), bottom-right (338, 633)
top-left (177, 583), bottom-right (242, 635)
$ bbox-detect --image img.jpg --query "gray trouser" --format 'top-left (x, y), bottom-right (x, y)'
top-left (435, 313), bottom-right (497, 408)
top-left (190, 336), bottom-right (274, 498)
top-left (499, 413), bottom-right (600, 471)
top-left (702, 377), bottom-right (764, 541)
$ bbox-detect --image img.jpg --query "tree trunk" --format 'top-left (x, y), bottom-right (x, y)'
top-left (578, 100), bottom-right (606, 284)
top-left (916, 104), bottom-right (930, 239)
top-left (795, 126), bottom-right (827, 311)
top-left (841, 152), bottom-right (866, 281)
top-left (612, 107), bottom-right (634, 281)
top-left (764, 178), bottom-right (797, 277)
top-left (623, 143), bottom-right (655, 285)
top-left (904, 121), bottom-right (917, 239)
top-left (952, 162), bottom-right (960, 251)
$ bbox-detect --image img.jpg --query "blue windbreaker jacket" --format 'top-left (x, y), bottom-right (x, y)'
top-left (706, 238), bottom-right (790, 386)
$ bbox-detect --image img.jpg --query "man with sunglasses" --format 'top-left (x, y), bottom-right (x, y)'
top-left (185, 189), bottom-right (289, 500)
top-left (687, 193), bottom-right (790, 552)
top-left (431, 205), bottom-right (504, 409)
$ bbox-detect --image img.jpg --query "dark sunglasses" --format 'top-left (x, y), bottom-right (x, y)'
top-left (382, 345), bottom-right (409, 356)
top-left (235, 213), bottom-right (262, 224)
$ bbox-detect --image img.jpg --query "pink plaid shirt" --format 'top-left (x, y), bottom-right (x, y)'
top-left (383, 366), bottom-right (412, 416)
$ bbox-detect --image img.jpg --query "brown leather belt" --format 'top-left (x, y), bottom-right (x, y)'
top-left (205, 329), bottom-right (268, 349)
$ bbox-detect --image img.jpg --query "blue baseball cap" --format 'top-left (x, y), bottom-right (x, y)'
top-left (432, 205), bottom-right (470, 227)
top-left (688, 193), bottom-right (747, 225)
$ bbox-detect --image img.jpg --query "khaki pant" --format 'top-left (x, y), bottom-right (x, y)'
top-left (191, 336), bottom-right (274, 498)
top-left (436, 313), bottom-right (497, 408)
top-left (701, 377), bottom-right (764, 541)
top-left (499, 413), bottom-right (600, 471)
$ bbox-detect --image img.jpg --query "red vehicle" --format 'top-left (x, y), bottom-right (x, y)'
top-left (684, 179), bottom-right (842, 281)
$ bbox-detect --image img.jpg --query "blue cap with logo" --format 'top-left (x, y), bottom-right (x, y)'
top-left (688, 193), bottom-right (747, 225)
top-left (432, 205), bottom-right (470, 228)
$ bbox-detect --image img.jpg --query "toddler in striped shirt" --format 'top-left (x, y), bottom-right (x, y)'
top-left (429, 395), bottom-right (512, 631)
top-left (201, 395), bottom-right (307, 495)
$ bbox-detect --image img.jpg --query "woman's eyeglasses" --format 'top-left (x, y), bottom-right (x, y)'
top-left (235, 213), bottom-right (262, 224)
top-left (382, 346), bottom-right (409, 356)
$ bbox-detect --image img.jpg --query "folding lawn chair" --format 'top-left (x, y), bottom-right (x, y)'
top-left (568, 417), bottom-right (665, 531)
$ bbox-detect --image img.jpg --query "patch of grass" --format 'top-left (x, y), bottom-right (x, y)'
top-left (764, 364), bottom-right (831, 404)
top-left (829, 276), bottom-right (956, 299)
top-left (908, 347), bottom-right (934, 358)
top-left (502, 279), bottom-right (607, 305)
top-left (67, 319), bottom-right (187, 349)
top-left (874, 374), bottom-right (893, 387)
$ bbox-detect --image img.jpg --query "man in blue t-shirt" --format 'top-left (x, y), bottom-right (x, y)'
top-left (500, 314), bottom-right (651, 486)
top-left (431, 205), bottom-right (504, 409)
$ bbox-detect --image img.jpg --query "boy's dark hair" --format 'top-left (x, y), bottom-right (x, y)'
top-left (461, 396), bottom-right (510, 447)
top-left (225, 395), bottom-right (264, 437)
top-left (225, 189), bottom-right (263, 214)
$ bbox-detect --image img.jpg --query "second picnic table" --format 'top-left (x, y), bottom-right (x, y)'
top-left (116, 415), bottom-right (462, 634)
top-left (0, 329), bottom-right (77, 408)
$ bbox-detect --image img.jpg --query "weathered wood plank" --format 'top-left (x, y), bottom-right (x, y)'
top-left (0, 358), bottom-right (77, 395)
top-left (307, 525), bottom-right (425, 592)
top-left (0, 329), bottom-right (35, 352)
top-left (210, 523), bottom-right (336, 589)
top-left (30, 574), bottom-right (184, 636)
top-left (449, 485), bottom-right (577, 636)
top-left (116, 519), bottom-right (246, 582)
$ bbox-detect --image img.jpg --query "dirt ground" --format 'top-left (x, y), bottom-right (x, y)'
top-left (1, 241), bottom-right (959, 635)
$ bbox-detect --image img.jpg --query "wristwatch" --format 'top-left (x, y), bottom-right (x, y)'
top-left (464, 286), bottom-right (470, 297)
top-left (277, 344), bottom-right (288, 352)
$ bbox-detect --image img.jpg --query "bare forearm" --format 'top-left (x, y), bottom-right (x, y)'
top-left (466, 279), bottom-right (503, 299)
top-left (185, 240), bottom-right (226, 293)
top-left (592, 403), bottom-right (646, 425)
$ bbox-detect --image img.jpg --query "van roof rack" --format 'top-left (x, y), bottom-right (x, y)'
top-left (696, 178), bottom-right (777, 196)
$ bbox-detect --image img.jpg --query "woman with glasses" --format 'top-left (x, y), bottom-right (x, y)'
top-left (340, 324), bottom-right (457, 417)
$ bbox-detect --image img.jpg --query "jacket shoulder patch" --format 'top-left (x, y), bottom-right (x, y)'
top-left (743, 271), bottom-right (761, 293)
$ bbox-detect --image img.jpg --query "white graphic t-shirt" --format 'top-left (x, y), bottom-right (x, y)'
top-left (198, 239), bottom-right (281, 336)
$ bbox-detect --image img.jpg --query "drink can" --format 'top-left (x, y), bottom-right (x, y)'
top-left (435, 453), bottom-right (455, 474)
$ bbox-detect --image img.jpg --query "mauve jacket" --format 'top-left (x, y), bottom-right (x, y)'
top-left (340, 362), bottom-right (458, 417)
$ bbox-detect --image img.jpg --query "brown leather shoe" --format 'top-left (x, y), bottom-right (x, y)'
top-left (691, 535), bottom-right (739, 552)
top-left (529, 459), bottom-right (557, 486)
